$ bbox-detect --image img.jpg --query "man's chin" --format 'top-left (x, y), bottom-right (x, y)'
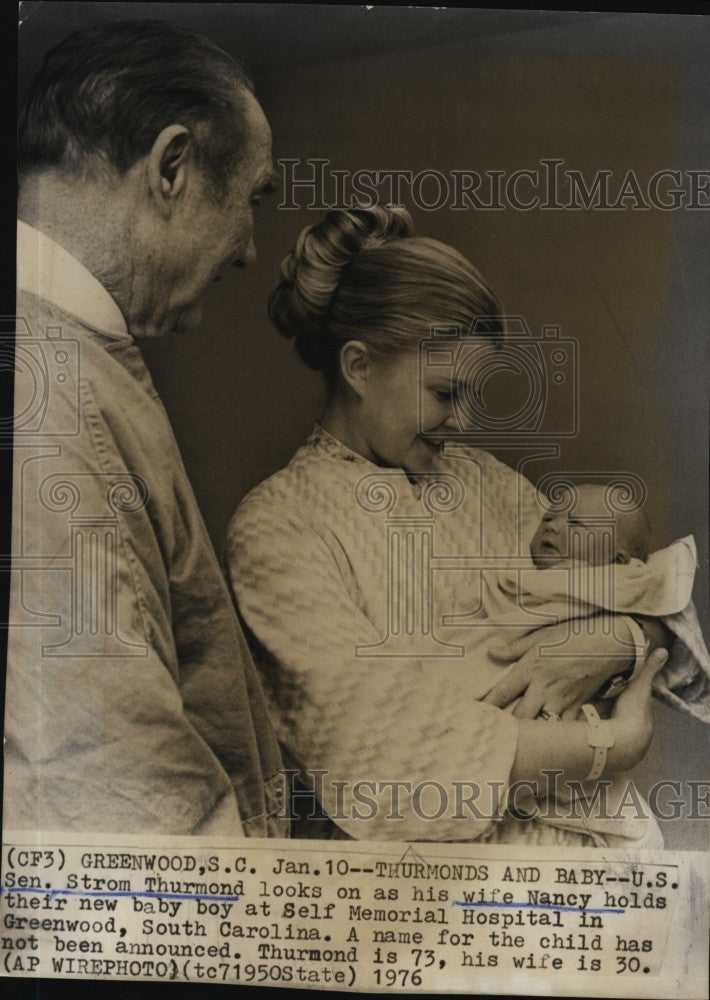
top-left (172, 301), bottom-right (205, 335)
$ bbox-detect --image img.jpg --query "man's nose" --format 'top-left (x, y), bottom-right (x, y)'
top-left (235, 238), bottom-right (257, 268)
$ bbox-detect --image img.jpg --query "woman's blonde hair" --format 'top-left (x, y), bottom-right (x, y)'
top-left (269, 206), bottom-right (503, 384)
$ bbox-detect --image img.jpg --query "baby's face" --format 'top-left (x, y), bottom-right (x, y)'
top-left (530, 485), bottom-right (641, 568)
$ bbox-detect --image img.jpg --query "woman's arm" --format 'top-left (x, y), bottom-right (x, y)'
top-left (226, 496), bottom-right (523, 842)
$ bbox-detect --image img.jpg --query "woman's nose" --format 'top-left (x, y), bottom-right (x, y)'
top-left (441, 413), bottom-right (460, 431)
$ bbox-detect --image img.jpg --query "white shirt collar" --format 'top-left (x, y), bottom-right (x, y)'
top-left (16, 220), bottom-right (130, 341)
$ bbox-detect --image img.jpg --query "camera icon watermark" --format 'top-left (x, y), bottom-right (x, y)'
top-left (1, 315), bottom-right (81, 440)
top-left (418, 317), bottom-right (578, 442)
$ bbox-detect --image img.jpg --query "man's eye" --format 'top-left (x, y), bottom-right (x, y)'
top-left (250, 198), bottom-right (261, 208)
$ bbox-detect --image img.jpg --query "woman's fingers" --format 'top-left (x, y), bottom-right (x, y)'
top-left (482, 663), bottom-right (530, 706)
top-left (487, 631), bottom-right (540, 663)
top-left (512, 687), bottom-right (548, 719)
top-left (561, 701), bottom-right (583, 722)
top-left (487, 642), bottom-right (518, 663)
top-left (485, 643), bottom-right (668, 716)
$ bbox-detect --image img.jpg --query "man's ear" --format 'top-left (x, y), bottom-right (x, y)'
top-left (339, 340), bottom-right (372, 397)
top-left (147, 125), bottom-right (192, 216)
top-left (614, 550), bottom-right (631, 565)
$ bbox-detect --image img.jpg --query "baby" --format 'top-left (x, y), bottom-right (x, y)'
top-left (487, 483), bottom-right (709, 835)
top-left (529, 483), bottom-right (651, 570)
top-left (527, 483), bottom-right (653, 700)
top-left (485, 482), bottom-right (706, 709)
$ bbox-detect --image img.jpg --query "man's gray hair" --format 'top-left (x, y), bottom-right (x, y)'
top-left (19, 19), bottom-right (254, 199)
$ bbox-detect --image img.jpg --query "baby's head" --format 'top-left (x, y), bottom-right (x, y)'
top-left (530, 483), bottom-right (651, 568)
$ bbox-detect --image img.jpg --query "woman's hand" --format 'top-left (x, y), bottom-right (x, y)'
top-left (483, 618), bottom-right (636, 720)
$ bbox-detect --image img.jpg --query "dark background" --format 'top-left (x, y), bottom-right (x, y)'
top-left (16, 3), bottom-right (709, 850)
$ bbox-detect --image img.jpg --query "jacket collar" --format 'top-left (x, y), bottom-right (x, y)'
top-left (17, 220), bottom-right (130, 341)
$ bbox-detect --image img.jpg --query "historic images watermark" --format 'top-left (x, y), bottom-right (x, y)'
top-left (278, 158), bottom-right (710, 212)
top-left (280, 769), bottom-right (710, 825)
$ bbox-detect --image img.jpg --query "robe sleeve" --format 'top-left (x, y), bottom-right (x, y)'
top-left (5, 371), bottom-right (243, 835)
top-left (226, 493), bottom-right (520, 842)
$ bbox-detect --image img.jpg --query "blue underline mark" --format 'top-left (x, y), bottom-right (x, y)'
top-left (1, 886), bottom-right (240, 903)
top-left (453, 901), bottom-right (624, 914)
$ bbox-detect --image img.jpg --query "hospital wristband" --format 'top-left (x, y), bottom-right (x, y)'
top-left (580, 702), bottom-right (615, 782)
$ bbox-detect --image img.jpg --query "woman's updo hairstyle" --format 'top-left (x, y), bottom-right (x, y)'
top-left (269, 206), bottom-right (503, 385)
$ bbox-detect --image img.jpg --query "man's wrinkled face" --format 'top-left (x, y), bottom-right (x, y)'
top-left (169, 90), bottom-right (276, 333)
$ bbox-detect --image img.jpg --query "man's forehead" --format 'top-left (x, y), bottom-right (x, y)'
top-left (242, 91), bottom-right (272, 150)
top-left (244, 104), bottom-right (274, 187)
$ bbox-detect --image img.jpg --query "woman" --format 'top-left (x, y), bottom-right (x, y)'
top-left (225, 206), bottom-right (686, 846)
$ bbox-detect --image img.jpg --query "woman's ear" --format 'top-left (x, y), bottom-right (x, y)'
top-left (147, 125), bottom-right (192, 218)
top-left (339, 340), bottom-right (372, 397)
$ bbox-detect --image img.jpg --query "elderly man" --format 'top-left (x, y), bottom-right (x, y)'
top-left (6, 20), bottom-right (286, 835)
